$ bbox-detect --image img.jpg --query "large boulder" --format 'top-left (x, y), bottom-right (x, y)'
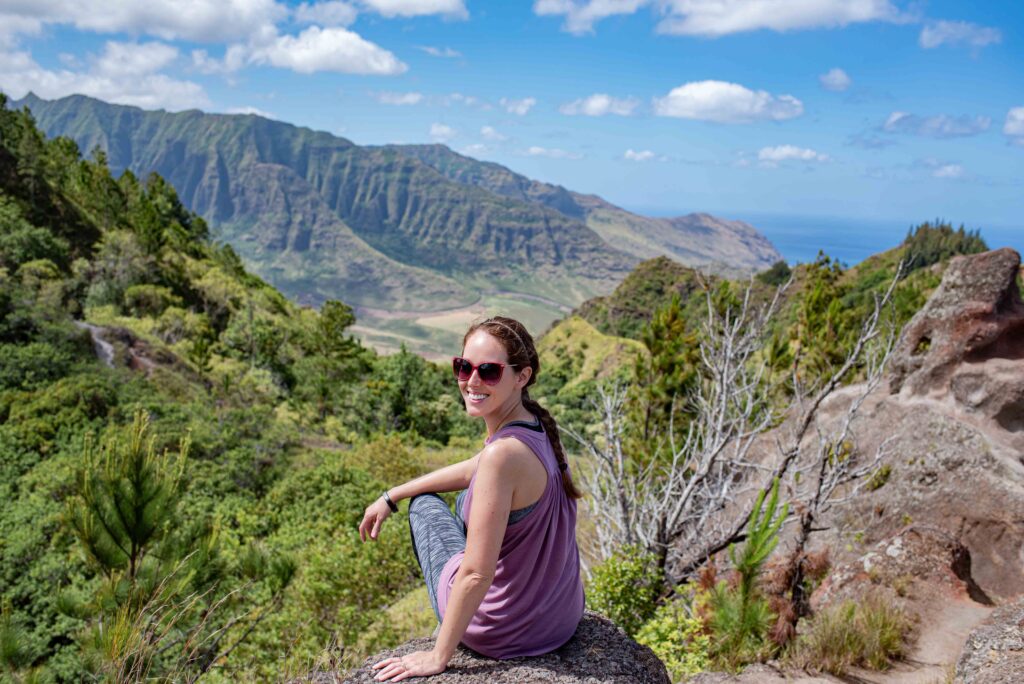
top-left (889, 248), bottom-right (1024, 439)
top-left (955, 596), bottom-right (1024, 683)
top-left (302, 612), bottom-right (670, 683)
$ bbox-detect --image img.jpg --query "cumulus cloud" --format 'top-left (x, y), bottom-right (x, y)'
top-left (430, 122), bottom-right (456, 141)
top-left (419, 45), bottom-right (461, 58)
top-left (653, 80), bottom-right (803, 123)
top-left (560, 93), bottom-right (638, 116)
top-left (0, 41), bottom-right (210, 110)
top-left (500, 97), bottom-right (537, 116)
top-left (932, 163), bottom-right (964, 179)
top-left (819, 67), bottom-right (850, 92)
top-left (757, 145), bottom-right (829, 165)
top-left (250, 26), bottom-right (406, 74)
top-left (526, 145), bottom-right (583, 160)
top-left (294, 1), bottom-right (358, 26)
top-left (480, 125), bottom-right (506, 141)
top-left (462, 143), bottom-right (489, 156)
top-left (360, 0), bottom-right (467, 19)
top-left (656, 0), bottom-right (912, 37)
top-left (375, 91), bottom-right (423, 105)
top-left (624, 149), bottom-right (655, 161)
top-left (919, 20), bottom-right (1001, 50)
top-left (914, 157), bottom-right (967, 180)
top-left (1004, 107), bottom-right (1024, 146)
top-left (533, 0), bottom-right (647, 35)
top-left (882, 111), bottom-right (990, 138)
top-left (0, 0), bottom-right (285, 44)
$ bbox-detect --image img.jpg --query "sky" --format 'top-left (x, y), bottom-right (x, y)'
top-left (0, 0), bottom-right (1021, 255)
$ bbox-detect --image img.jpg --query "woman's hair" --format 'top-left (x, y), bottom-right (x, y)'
top-left (463, 316), bottom-right (583, 500)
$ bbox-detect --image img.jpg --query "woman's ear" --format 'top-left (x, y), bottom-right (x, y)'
top-left (516, 365), bottom-right (533, 388)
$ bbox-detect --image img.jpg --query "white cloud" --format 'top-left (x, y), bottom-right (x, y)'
top-left (757, 145), bottom-right (829, 164)
top-left (250, 26), bottom-right (406, 74)
top-left (932, 163), bottom-right (964, 179)
top-left (462, 143), bottom-right (489, 156)
top-left (819, 67), bottom-right (850, 92)
top-left (359, 0), bottom-right (467, 19)
top-left (653, 80), bottom-right (803, 123)
top-left (533, 0), bottom-right (647, 35)
top-left (0, 41), bottom-right (210, 110)
top-left (560, 93), bottom-right (638, 116)
top-left (430, 122), bottom-right (456, 141)
top-left (480, 125), bottom-right (506, 141)
top-left (882, 111), bottom-right (990, 138)
top-left (1, 0), bottom-right (285, 44)
top-left (656, 0), bottom-right (912, 37)
top-left (294, 1), bottom-right (358, 26)
top-left (375, 91), bottom-right (423, 105)
top-left (225, 105), bottom-right (277, 118)
top-left (526, 145), bottom-right (583, 160)
top-left (919, 20), bottom-right (1001, 50)
top-left (500, 97), bottom-right (537, 116)
top-left (1004, 107), bottom-right (1024, 138)
top-left (419, 46), bottom-right (461, 58)
top-left (624, 149), bottom-right (655, 161)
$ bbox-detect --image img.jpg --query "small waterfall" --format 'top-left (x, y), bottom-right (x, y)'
top-left (74, 321), bottom-right (115, 368)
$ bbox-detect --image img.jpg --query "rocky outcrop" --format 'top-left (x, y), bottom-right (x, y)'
top-left (303, 613), bottom-right (670, 683)
top-left (889, 248), bottom-right (1024, 440)
top-left (955, 597), bottom-right (1024, 683)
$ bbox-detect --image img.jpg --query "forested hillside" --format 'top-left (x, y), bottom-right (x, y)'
top-left (0, 94), bottom-right (485, 682)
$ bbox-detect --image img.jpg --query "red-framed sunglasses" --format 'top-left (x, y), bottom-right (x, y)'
top-left (452, 357), bottom-right (519, 385)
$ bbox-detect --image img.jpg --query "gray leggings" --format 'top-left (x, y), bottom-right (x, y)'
top-left (408, 491), bottom-right (536, 621)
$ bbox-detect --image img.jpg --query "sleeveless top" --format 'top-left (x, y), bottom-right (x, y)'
top-left (436, 421), bottom-right (585, 659)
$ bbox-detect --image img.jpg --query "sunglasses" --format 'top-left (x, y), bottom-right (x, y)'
top-left (452, 357), bottom-right (519, 386)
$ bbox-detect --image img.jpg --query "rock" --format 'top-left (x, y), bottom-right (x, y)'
top-left (889, 248), bottom-right (1024, 410)
top-left (300, 612), bottom-right (670, 683)
top-left (955, 596), bottom-right (1024, 683)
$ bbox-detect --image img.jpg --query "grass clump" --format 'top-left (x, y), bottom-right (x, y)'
top-left (788, 591), bottom-right (913, 674)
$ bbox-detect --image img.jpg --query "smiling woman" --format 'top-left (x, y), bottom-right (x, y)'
top-left (358, 315), bottom-right (584, 681)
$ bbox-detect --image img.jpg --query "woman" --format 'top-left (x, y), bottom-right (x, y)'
top-left (358, 316), bottom-right (584, 681)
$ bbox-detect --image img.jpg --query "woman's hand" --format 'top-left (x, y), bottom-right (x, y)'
top-left (358, 496), bottom-right (393, 542)
top-left (372, 650), bottom-right (447, 681)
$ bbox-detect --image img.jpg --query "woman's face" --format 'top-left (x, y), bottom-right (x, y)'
top-left (458, 330), bottom-right (531, 418)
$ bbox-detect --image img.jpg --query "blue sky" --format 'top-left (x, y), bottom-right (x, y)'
top-left (0, 0), bottom-right (1021, 255)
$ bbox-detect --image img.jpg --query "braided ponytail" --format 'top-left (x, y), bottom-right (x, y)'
top-left (463, 316), bottom-right (583, 500)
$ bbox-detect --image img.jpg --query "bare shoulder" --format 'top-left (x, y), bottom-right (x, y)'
top-left (479, 436), bottom-right (536, 473)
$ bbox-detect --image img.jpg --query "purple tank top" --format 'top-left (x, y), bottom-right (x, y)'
top-left (436, 423), bottom-right (585, 659)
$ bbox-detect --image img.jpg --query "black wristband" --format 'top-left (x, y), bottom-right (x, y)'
top-left (382, 490), bottom-right (399, 513)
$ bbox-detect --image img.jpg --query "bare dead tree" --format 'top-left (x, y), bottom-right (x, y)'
top-left (566, 262), bottom-right (906, 593)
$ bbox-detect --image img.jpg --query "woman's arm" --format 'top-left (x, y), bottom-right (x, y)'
top-left (371, 441), bottom-right (520, 681)
top-left (359, 451), bottom-right (482, 542)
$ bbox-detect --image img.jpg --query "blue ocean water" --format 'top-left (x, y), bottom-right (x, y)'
top-left (721, 212), bottom-right (1023, 267)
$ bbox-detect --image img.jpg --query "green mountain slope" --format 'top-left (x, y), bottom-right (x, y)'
top-left (13, 93), bottom-right (635, 311)
top-left (393, 144), bottom-right (782, 270)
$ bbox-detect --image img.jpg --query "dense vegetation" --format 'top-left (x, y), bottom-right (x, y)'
top-left (0, 95), bottom-right (483, 682)
top-left (0, 91), bottom-right (996, 683)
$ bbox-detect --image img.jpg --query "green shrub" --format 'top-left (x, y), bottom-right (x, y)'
top-left (788, 591), bottom-right (912, 674)
top-left (586, 545), bottom-right (663, 636)
top-left (636, 594), bottom-right (710, 681)
top-left (0, 342), bottom-right (73, 390)
top-left (123, 284), bottom-right (182, 317)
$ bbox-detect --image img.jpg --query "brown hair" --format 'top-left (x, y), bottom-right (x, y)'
top-left (463, 316), bottom-right (583, 500)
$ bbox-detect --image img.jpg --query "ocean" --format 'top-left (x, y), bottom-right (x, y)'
top-left (725, 212), bottom-right (1023, 267)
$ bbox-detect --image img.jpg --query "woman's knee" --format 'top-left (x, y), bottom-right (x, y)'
top-left (408, 492), bottom-right (445, 515)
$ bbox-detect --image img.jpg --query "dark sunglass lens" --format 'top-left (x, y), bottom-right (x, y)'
top-left (477, 363), bottom-right (503, 384)
top-left (453, 358), bottom-right (472, 379)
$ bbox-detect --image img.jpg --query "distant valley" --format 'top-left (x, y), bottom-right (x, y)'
top-left (14, 93), bottom-right (781, 356)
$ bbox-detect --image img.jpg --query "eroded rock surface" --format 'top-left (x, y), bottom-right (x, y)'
top-left (955, 596), bottom-right (1024, 683)
top-left (889, 248), bottom-right (1024, 440)
top-left (309, 612), bottom-right (669, 684)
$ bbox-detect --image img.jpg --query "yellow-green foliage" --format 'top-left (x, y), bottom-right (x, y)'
top-left (539, 315), bottom-right (645, 391)
top-left (636, 596), bottom-right (710, 682)
top-left (789, 591), bottom-right (913, 674)
top-left (585, 545), bottom-right (663, 637)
